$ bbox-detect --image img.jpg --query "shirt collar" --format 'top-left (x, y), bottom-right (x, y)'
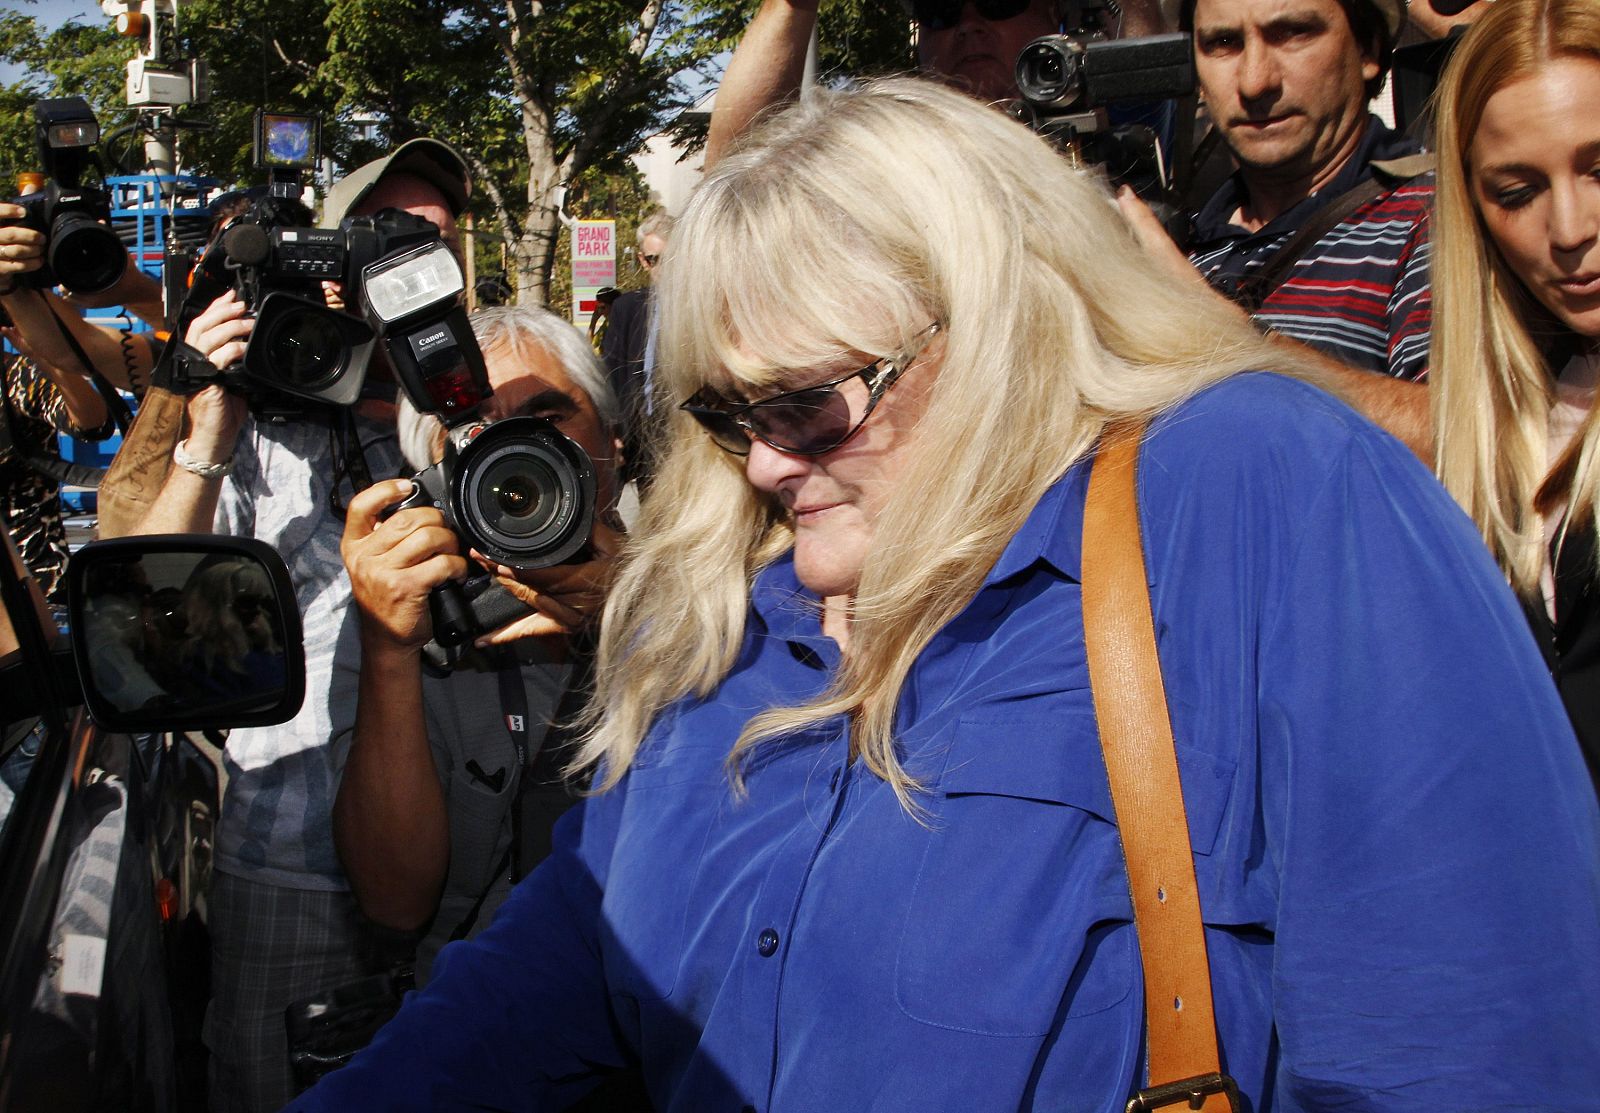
top-left (983, 463), bottom-right (1092, 587)
top-left (748, 448), bottom-right (1126, 644)
top-left (750, 553), bottom-right (839, 669)
top-left (1192, 115), bottom-right (1416, 245)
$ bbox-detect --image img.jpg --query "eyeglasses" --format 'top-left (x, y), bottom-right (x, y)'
top-left (911, 0), bottom-right (1032, 31)
top-left (640, 253), bottom-right (661, 267)
top-left (680, 323), bottom-right (941, 457)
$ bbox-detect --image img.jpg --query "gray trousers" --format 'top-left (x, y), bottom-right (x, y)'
top-left (204, 871), bottom-right (370, 1113)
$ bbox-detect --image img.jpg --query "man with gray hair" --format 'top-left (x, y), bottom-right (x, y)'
top-left (336, 304), bottom-right (624, 984)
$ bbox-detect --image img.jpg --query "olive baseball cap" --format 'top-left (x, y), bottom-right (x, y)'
top-left (321, 137), bottom-right (471, 226)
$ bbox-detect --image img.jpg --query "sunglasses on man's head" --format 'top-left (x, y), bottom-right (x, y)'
top-left (679, 323), bottom-right (942, 457)
top-left (911, 0), bottom-right (1032, 31)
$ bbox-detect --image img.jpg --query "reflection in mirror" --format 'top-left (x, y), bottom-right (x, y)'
top-left (80, 550), bottom-right (291, 719)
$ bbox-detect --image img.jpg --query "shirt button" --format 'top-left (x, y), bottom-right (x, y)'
top-left (756, 928), bottom-right (780, 957)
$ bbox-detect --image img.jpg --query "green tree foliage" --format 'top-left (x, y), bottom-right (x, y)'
top-left (3, 0), bottom-right (911, 308)
top-left (1, 8), bottom-right (135, 186)
top-left (815, 0), bottom-right (915, 83)
top-left (315, 0), bottom-right (750, 306)
top-left (173, 0), bottom-right (382, 180)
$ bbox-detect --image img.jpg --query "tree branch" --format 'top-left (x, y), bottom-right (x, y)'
top-left (270, 36), bottom-right (316, 79)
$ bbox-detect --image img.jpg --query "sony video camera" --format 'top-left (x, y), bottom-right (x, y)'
top-left (3, 98), bottom-right (129, 296)
top-left (163, 111), bottom-right (439, 413)
top-left (368, 240), bottom-right (596, 650)
top-left (1010, 2), bottom-right (1195, 204)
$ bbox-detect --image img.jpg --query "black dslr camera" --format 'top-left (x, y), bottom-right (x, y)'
top-left (1010, 2), bottom-right (1195, 206)
top-left (162, 111), bottom-right (439, 413)
top-left (368, 241), bottom-right (596, 651)
top-left (3, 98), bottom-right (129, 296)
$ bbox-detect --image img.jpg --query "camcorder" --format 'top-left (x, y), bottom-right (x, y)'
top-left (368, 240), bottom-right (597, 655)
top-left (1010, 1), bottom-right (1195, 207)
top-left (3, 98), bottom-right (129, 296)
top-left (158, 111), bottom-right (438, 416)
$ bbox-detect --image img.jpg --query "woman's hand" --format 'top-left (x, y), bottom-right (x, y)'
top-left (471, 517), bottom-right (625, 646)
top-left (341, 478), bottom-right (470, 651)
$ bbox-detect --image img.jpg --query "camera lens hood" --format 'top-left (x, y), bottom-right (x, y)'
top-left (48, 208), bottom-right (128, 295)
top-left (450, 415), bottom-right (596, 569)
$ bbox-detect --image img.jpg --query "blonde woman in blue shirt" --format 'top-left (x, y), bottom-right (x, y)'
top-left (291, 78), bottom-right (1600, 1113)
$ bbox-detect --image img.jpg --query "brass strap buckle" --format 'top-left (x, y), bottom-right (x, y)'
top-left (1125, 1073), bottom-right (1242, 1112)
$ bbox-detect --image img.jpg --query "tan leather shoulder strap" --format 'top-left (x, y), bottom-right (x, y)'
top-left (1082, 422), bottom-right (1238, 1113)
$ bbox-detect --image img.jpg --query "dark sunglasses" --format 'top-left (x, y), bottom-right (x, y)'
top-left (641, 253), bottom-right (661, 266)
top-left (680, 323), bottom-right (941, 457)
top-left (911, 0), bottom-right (1031, 31)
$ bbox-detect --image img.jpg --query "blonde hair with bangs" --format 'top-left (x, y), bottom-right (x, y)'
top-left (1430, 0), bottom-right (1600, 597)
top-left (576, 78), bottom-right (1325, 806)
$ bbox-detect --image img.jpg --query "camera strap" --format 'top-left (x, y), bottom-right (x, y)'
top-left (33, 290), bottom-right (134, 434)
top-left (1233, 153), bottom-right (1434, 314)
top-left (445, 651), bottom-right (535, 945)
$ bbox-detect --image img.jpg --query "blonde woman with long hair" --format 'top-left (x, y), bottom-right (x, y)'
top-left (293, 78), bottom-right (1600, 1112)
top-left (1432, 0), bottom-right (1600, 783)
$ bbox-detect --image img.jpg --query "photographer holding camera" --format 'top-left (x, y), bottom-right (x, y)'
top-left (129, 137), bottom-right (473, 1113)
top-left (335, 304), bottom-right (623, 984)
top-left (1, 186), bottom-right (159, 599)
top-left (706, 0), bottom-right (1169, 168)
top-left (1, 252), bottom-right (115, 600)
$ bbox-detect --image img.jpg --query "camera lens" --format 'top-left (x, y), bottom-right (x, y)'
top-left (452, 416), bottom-right (595, 569)
top-left (479, 456), bottom-right (559, 539)
top-left (1016, 37), bottom-right (1085, 107)
top-left (49, 212), bottom-right (128, 295)
top-left (262, 308), bottom-right (347, 388)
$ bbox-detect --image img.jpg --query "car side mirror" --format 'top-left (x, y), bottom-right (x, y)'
top-left (65, 535), bottom-right (306, 732)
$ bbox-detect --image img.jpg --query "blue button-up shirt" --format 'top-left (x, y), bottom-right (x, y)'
top-left (293, 374), bottom-right (1600, 1112)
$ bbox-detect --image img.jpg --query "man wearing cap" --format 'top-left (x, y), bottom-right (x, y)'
top-left (131, 138), bottom-right (471, 1113)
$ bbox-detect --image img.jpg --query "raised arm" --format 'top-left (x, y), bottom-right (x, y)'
top-left (334, 478), bottom-right (469, 932)
top-left (0, 325), bottom-right (108, 434)
top-left (0, 285), bottom-right (157, 395)
top-left (704, 0), bottom-right (820, 169)
top-left (128, 290), bottom-right (250, 535)
top-left (62, 257), bottom-right (167, 329)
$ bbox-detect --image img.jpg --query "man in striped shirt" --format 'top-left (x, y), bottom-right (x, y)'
top-left (1174, 0), bottom-right (1433, 452)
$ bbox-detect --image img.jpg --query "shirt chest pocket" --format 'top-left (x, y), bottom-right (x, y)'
top-left (894, 707), bottom-right (1234, 1038)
